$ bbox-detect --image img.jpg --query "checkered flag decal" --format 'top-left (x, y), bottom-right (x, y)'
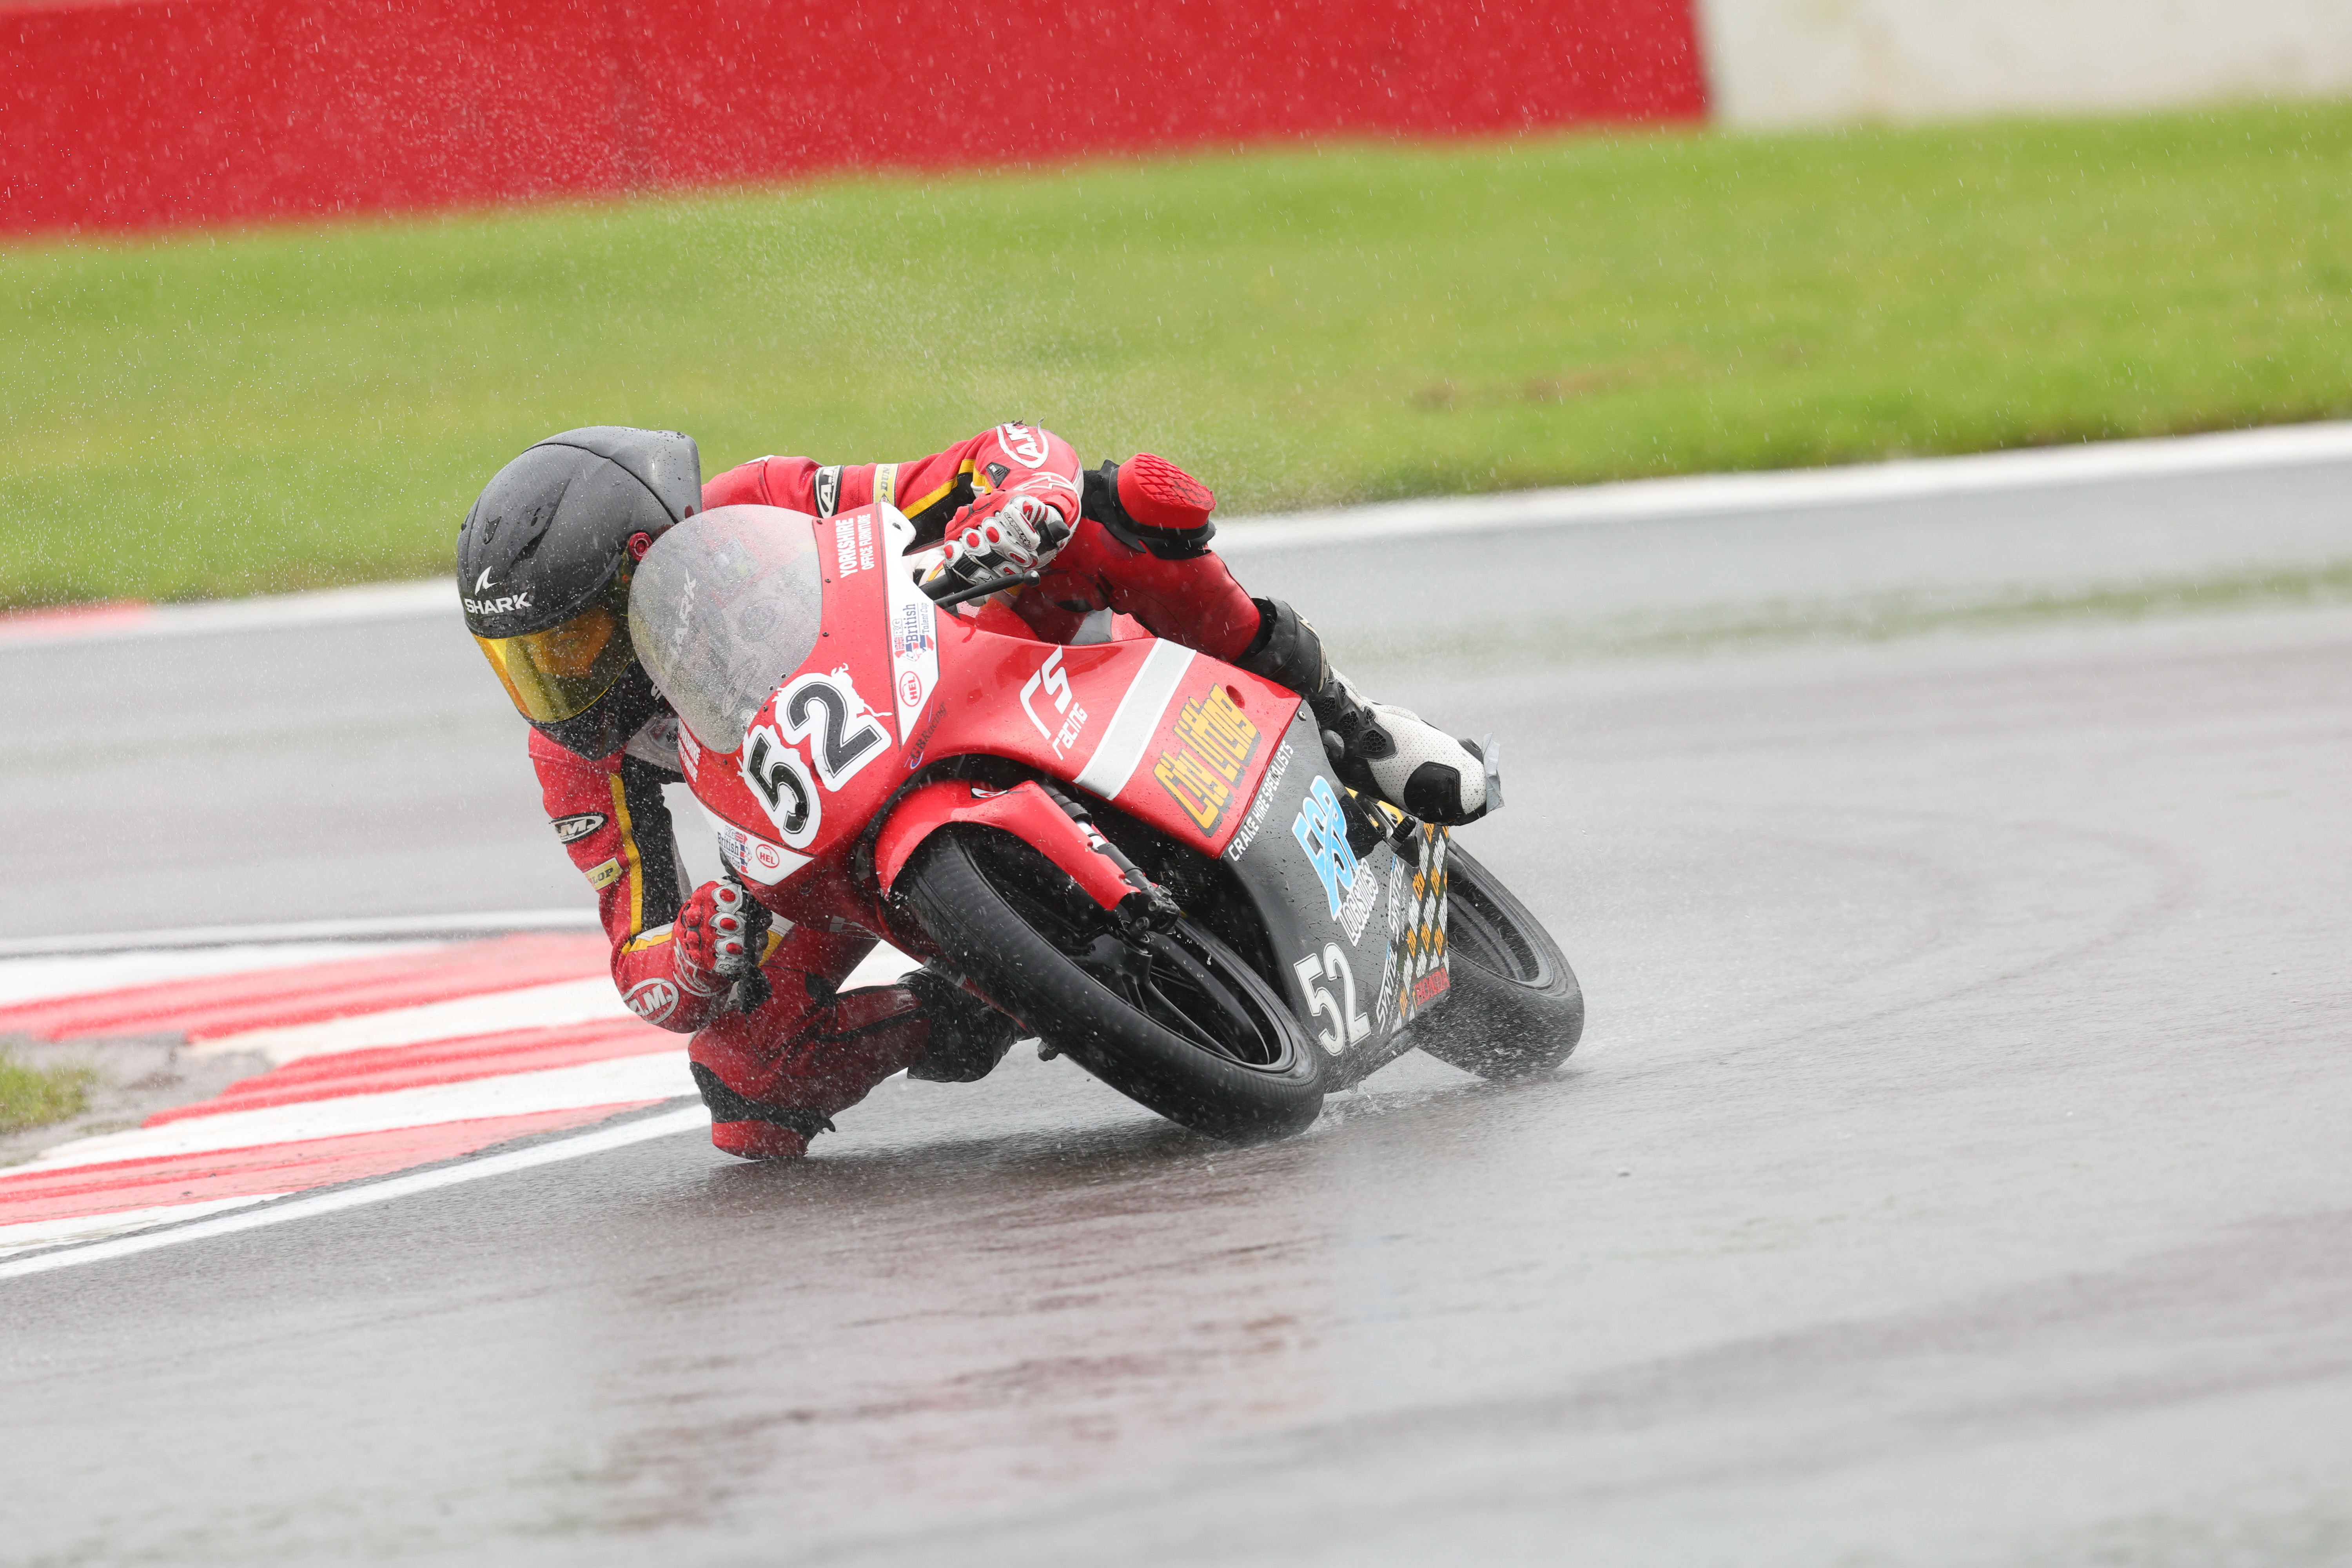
top-left (1370, 813), bottom-right (1452, 1038)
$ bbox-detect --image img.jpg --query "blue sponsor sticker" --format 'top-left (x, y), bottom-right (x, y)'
top-left (1291, 776), bottom-right (1361, 920)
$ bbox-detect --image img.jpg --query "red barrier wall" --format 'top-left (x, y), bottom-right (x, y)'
top-left (3, 0), bottom-right (1706, 235)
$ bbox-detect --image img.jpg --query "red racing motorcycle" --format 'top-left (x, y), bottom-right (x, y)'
top-left (628, 503), bottom-right (1583, 1141)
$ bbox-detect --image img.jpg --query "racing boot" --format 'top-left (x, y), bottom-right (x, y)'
top-left (690, 980), bottom-right (936, 1159)
top-left (1237, 598), bottom-right (1499, 826)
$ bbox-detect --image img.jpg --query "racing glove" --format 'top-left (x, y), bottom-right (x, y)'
top-left (939, 492), bottom-right (1073, 589)
top-left (675, 876), bottom-right (773, 1010)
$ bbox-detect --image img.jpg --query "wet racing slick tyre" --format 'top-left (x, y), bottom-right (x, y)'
top-left (1412, 843), bottom-right (1584, 1081)
top-left (900, 826), bottom-right (1325, 1142)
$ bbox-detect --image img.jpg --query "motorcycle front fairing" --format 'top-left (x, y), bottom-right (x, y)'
top-left (634, 500), bottom-right (1451, 1080)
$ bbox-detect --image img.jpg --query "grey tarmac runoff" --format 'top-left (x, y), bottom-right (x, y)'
top-left (2, 426), bottom-right (2349, 1566)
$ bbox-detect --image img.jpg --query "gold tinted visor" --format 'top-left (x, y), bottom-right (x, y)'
top-left (474, 575), bottom-right (636, 724)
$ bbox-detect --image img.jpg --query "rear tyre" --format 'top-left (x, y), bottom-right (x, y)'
top-left (900, 827), bottom-right (1325, 1142)
top-left (1413, 844), bottom-right (1583, 1081)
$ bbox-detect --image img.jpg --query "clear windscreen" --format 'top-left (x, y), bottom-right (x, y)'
top-left (627, 505), bottom-right (825, 751)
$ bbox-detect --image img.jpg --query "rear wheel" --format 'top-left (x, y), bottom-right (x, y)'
top-left (900, 827), bottom-right (1325, 1142)
top-left (1413, 844), bottom-right (1583, 1080)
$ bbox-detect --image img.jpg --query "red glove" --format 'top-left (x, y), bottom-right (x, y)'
top-left (675, 877), bottom-right (771, 1004)
top-left (941, 490), bottom-right (1073, 587)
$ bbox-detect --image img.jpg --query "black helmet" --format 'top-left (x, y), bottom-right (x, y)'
top-left (459, 427), bottom-right (702, 757)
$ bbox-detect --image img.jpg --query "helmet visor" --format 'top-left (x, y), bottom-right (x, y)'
top-left (474, 574), bottom-right (637, 724)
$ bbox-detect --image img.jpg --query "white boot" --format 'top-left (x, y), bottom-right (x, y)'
top-left (1309, 669), bottom-right (1497, 826)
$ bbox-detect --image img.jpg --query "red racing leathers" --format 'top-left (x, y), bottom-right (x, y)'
top-left (534, 422), bottom-right (1274, 1157)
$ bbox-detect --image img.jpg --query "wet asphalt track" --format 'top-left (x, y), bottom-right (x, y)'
top-left (5, 441), bottom-right (2352, 1566)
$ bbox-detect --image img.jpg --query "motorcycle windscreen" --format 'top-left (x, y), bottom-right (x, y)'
top-left (628, 504), bottom-right (825, 752)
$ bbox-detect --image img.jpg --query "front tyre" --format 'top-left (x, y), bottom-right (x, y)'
top-left (900, 827), bottom-right (1325, 1142)
top-left (1413, 844), bottom-right (1584, 1080)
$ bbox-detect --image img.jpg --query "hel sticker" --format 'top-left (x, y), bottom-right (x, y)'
top-left (624, 978), bottom-right (680, 1023)
top-left (1152, 685), bottom-right (1263, 833)
top-left (586, 858), bottom-right (622, 891)
top-left (717, 823), bottom-right (811, 887)
top-left (552, 812), bottom-right (606, 844)
top-left (1290, 776), bottom-right (1362, 922)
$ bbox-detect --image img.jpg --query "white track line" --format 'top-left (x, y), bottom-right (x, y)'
top-left (0, 940), bottom-right (443, 1007)
top-left (22, 1051), bottom-right (693, 1171)
top-left (190, 976), bottom-right (637, 1063)
top-left (0, 909), bottom-right (599, 960)
top-left (0, 579), bottom-right (451, 648)
top-left (1215, 419), bottom-right (2352, 551)
top-left (0, 1194), bottom-right (289, 1261)
top-left (8, 424), bottom-right (2349, 649)
top-left (0, 1105), bottom-right (710, 1281)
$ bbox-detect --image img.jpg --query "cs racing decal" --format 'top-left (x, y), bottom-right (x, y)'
top-left (1021, 647), bottom-right (1093, 760)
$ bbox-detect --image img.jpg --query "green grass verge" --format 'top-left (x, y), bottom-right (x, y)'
top-left (0, 1049), bottom-right (97, 1135)
top-left (4, 101), bottom-right (2349, 608)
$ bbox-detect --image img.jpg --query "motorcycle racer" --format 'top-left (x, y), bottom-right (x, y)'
top-left (458, 423), bottom-right (1493, 1159)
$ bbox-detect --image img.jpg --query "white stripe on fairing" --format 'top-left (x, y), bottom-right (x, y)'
top-left (0, 1194), bottom-right (289, 1260)
top-left (190, 976), bottom-right (637, 1064)
top-left (0, 1106), bottom-right (710, 1280)
top-left (22, 1051), bottom-right (695, 1172)
top-left (1074, 641), bottom-right (1194, 800)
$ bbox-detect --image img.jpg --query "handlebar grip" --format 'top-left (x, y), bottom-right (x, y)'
top-left (922, 570), bottom-right (1041, 609)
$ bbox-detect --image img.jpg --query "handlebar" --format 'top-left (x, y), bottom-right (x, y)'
top-left (922, 570), bottom-right (1041, 610)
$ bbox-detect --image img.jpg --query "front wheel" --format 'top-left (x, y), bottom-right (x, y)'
top-left (900, 827), bottom-right (1325, 1142)
top-left (1413, 843), bottom-right (1584, 1080)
